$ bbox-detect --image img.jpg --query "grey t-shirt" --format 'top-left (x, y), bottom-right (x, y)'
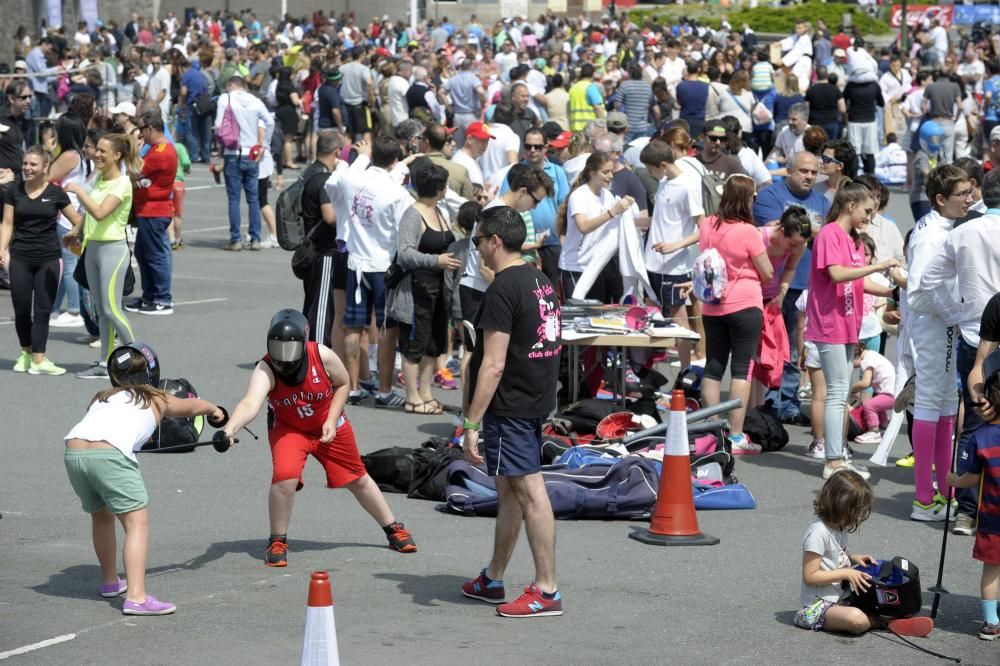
top-left (446, 71), bottom-right (482, 115)
top-left (923, 79), bottom-right (961, 119)
top-left (800, 519), bottom-right (851, 606)
top-left (339, 61), bottom-right (370, 106)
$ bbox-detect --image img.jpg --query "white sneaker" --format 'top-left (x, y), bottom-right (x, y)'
top-left (729, 435), bottom-right (762, 456)
top-left (854, 431), bottom-right (882, 445)
top-left (822, 460), bottom-right (871, 481)
top-left (911, 499), bottom-right (952, 522)
top-left (805, 439), bottom-right (826, 459)
top-left (50, 312), bottom-right (85, 328)
top-left (89, 338), bottom-right (102, 349)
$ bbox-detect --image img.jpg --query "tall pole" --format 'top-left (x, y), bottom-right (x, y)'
top-left (900, 0), bottom-right (908, 53)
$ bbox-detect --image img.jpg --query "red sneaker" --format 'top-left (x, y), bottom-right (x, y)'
top-left (461, 569), bottom-right (506, 604)
top-left (496, 583), bottom-right (563, 618)
top-left (888, 616), bottom-right (934, 637)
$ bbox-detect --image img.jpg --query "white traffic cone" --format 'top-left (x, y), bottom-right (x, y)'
top-left (301, 571), bottom-right (340, 666)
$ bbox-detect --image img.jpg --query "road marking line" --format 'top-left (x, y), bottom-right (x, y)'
top-left (0, 634), bottom-right (76, 659)
top-left (172, 298), bottom-right (228, 306)
top-left (183, 185), bottom-right (218, 191)
top-left (180, 225), bottom-right (231, 234)
top-left (173, 274), bottom-right (278, 285)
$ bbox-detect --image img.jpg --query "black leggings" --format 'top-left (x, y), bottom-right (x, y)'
top-left (8, 255), bottom-right (60, 353)
top-left (702, 306), bottom-right (763, 382)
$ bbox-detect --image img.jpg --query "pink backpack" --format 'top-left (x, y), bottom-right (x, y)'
top-left (215, 94), bottom-right (240, 150)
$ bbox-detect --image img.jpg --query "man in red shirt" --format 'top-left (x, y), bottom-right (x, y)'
top-left (128, 110), bottom-right (177, 316)
top-left (221, 309), bottom-right (417, 567)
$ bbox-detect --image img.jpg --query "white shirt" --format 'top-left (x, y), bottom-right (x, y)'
top-left (863, 214), bottom-right (905, 265)
top-left (146, 66), bottom-right (172, 119)
top-left (214, 90), bottom-right (273, 155)
top-left (772, 126), bottom-right (805, 161)
top-left (930, 26), bottom-right (949, 56)
top-left (661, 57), bottom-right (686, 88)
top-left (879, 69), bottom-right (912, 105)
top-left (562, 153), bottom-right (590, 186)
top-left (453, 149), bottom-right (484, 187)
top-left (906, 209), bottom-right (956, 316)
top-left (737, 146), bottom-right (772, 186)
top-left (324, 158), bottom-right (366, 243)
top-left (460, 198), bottom-right (507, 292)
top-left (477, 123), bottom-right (520, 185)
top-left (339, 164), bottom-right (413, 272)
top-left (387, 75), bottom-right (410, 126)
top-left (65, 391), bottom-right (157, 464)
top-left (560, 185), bottom-right (621, 272)
top-left (860, 349), bottom-right (896, 395)
top-left (623, 136), bottom-right (652, 168)
top-left (921, 212), bottom-right (1000, 346)
top-left (644, 172), bottom-right (704, 276)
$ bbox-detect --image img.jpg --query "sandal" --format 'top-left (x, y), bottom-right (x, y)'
top-left (405, 401), bottom-right (443, 415)
top-left (423, 399), bottom-right (445, 414)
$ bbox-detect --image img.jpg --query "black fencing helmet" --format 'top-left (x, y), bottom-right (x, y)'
top-left (267, 309), bottom-right (310, 380)
top-left (108, 342), bottom-right (161, 388)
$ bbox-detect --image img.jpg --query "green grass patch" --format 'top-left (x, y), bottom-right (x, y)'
top-left (630, 2), bottom-right (891, 36)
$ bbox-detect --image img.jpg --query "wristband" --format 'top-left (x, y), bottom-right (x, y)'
top-left (463, 418), bottom-right (481, 432)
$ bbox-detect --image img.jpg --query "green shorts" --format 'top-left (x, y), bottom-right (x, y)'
top-left (64, 449), bottom-right (148, 514)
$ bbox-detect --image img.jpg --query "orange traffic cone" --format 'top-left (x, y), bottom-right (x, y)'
top-left (630, 389), bottom-right (720, 546)
top-left (301, 571), bottom-right (340, 666)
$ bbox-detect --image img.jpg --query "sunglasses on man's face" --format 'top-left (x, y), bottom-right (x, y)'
top-left (524, 143), bottom-right (545, 151)
top-left (17, 95), bottom-right (32, 101)
top-left (707, 135), bottom-right (726, 143)
top-left (471, 234), bottom-right (488, 248)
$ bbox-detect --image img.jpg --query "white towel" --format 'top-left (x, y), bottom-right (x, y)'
top-left (571, 205), bottom-right (656, 303)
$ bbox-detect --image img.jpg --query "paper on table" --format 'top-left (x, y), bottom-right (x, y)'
top-left (870, 410), bottom-right (906, 467)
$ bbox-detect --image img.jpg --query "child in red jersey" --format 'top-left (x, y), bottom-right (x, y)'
top-left (223, 309), bottom-right (417, 567)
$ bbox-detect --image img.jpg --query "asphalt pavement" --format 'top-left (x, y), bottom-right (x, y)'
top-left (0, 172), bottom-right (996, 664)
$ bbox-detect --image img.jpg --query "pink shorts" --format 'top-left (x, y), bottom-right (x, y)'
top-left (268, 417), bottom-right (365, 491)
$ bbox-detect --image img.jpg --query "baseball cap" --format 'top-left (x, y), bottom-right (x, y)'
top-left (325, 68), bottom-right (342, 81)
top-left (110, 101), bottom-right (137, 117)
top-left (607, 111), bottom-right (629, 131)
top-left (548, 131), bottom-right (573, 149)
top-left (466, 121), bottom-right (495, 141)
top-left (705, 124), bottom-right (728, 137)
top-left (833, 48), bottom-right (847, 58)
top-left (991, 125), bottom-right (1000, 144)
top-left (832, 33), bottom-right (852, 50)
top-left (13, 60), bottom-right (27, 71)
top-left (541, 121), bottom-right (564, 141)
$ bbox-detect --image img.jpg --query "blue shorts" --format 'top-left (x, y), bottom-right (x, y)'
top-left (344, 270), bottom-right (392, 329)
top-left (648, 271), bottom-right (692, 308)
top-left (482, 415), bottom-right (543, 477)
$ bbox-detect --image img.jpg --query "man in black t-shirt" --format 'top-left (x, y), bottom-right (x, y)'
top-left (843, 78), bottom-right (884, 175)
top-left (805, 69), bottom-right (846, 141)
top-left (460, 205), bottom-right (563, 618)
top-left (299, 130), bottom-right (340, 347)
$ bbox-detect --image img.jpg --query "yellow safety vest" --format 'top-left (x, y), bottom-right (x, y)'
top-left (569, 79), bottom-right (598, 132)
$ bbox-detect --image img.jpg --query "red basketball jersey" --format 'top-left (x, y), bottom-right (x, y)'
top-left (265, 342), bottom-right (334, 434)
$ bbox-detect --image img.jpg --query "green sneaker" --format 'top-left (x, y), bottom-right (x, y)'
top-left (28, 358), bottom-right (66, 376)
top-left (12, 351), bottom-right (30, 373)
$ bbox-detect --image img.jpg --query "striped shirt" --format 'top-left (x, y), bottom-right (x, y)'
top-left (751, 62), bottom-right (774, 92)
top-left (969, 423), bottom-right (1000, 536)
top-left (614, 80), bottom-right (653, 133)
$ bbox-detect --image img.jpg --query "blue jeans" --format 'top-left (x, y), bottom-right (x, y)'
top-left (134, 216), bottom-right (173, 305)
top-left (956, 338), bottom-right (982, 518)
top-left (766, 287), bottom-right (804, 419)
top-left (54, 225), bottom-right (80, 313)
top-left (223, 155), bottom-right (261, 243)
top-left (186, 107), bottom-right (212, 162)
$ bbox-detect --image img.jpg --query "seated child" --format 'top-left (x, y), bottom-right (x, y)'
top-left (796, 470), bottom-right (933, 636)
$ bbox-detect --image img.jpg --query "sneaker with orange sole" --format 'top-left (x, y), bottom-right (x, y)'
top-left (385, 522), bottom-right (417, 553)
top-left (434, 368), bottom-right (459, 390)
top-left (264, 537), bottom-right (288, 567)
top-left (496, 583), bottom-right (563, 618)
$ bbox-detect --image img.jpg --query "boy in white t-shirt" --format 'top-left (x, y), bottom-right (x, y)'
top-left (640, 140), bottom-right (704, 367)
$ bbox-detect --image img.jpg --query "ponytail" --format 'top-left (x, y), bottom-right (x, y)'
top-left (101, 133), bottom-right (142, 176)
top-left (825, 181), bottom-right (873, 244)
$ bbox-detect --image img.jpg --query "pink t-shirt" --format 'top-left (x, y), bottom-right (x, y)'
top-left (760, 226), bottom-right (792, 301)
top-left (804, 223), bottom-right (865, 344)
top-left (698, 217), bottom-right (766, 316)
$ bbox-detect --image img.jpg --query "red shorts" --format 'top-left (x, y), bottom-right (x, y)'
top-left (269, 416), bottom-right (365, 491)
top-left (172, 182), bottom-right (186, 218)
top-left (974, 532), bottom-right (1000, 565)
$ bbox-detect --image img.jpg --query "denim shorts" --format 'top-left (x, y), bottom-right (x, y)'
top-left (482, 415), bottom-right (543, 477)
top-left (64, 448), bottom-right (148, 514)
top-left (344, 269), bottom-right (391, 329)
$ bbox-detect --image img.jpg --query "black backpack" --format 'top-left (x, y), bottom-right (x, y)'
top-left (361, 438), bottom-right (464, 501)
top-left (361, 446), bottom-right (415, 493)
top-left (742, 407), bottom-right (789, 452)
top-left (140, 378), bottom-right (205, 453)
top-left (275, 161), bottom-right (330, 251)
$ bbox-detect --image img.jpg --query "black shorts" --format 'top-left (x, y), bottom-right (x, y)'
top-left (648, 271), bottom-right (692, 308)
top-left (459, 285), bottom-right (485, 349)
top-left (482, 414), bottom-right (543, 477)
top-left (346, 104), bottom-right (372, 135)
top-left (258, 177), bottom-right (270, 208)
top-left (332, 251), bottom-right (349, 290)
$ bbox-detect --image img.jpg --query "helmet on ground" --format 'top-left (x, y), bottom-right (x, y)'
top-left (918, 121), bottom-right (944, 156)
top-left (267, 309), bottom-right (310, 377)
top-left (108, 342), bottom-right (160, 388)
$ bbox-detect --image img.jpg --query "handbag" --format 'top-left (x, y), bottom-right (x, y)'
top-left (384, 256), bottom-right (409, 289)
top-left (751, 99), bottom-right (773, 126)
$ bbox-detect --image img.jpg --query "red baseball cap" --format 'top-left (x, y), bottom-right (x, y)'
top-left (832, 33), bottom-right (851, 50)
top-left (548, 131), bottom-right (572, 149)
top-left (466, 122), bottom-right (495, 141)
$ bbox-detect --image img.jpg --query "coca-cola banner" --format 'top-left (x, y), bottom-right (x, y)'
top-left (890, 5), bottom-right (954, 29)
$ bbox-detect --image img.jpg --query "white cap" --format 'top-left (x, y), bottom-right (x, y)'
top-left (13, 60), bottom-right (27, 71)
top-left (110, 101), bottom-right (137, 117)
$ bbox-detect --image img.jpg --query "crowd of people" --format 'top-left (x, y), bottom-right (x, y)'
top-left (2, 6), bottom-right (1000, 634)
